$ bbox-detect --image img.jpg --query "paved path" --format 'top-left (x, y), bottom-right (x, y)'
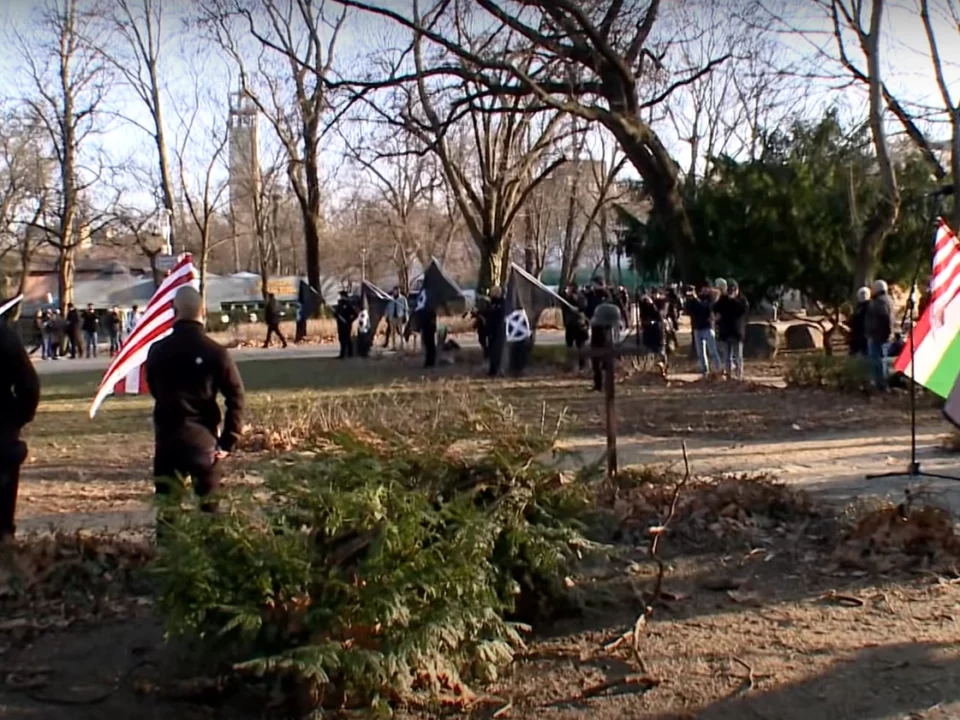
top-left (558, 424), bottom-right (960, 510)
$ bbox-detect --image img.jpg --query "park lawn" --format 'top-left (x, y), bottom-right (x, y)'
top-left (3, 353), bottom-right (960, 719)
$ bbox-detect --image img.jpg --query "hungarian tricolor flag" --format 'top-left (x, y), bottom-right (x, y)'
top-left (895, 219), bottom-right (960, 398)
top-left (89, 254), bottom-right (199, 418)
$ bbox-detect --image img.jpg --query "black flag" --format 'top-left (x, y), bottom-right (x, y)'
top-left (504, 263), bottom-right (576, 343)
top-left (360, 280), bottom-right (392, 337)
top-left (502, 264), bottom-right (577, 373)
top-left (408, 257), bottom-right (464, 333)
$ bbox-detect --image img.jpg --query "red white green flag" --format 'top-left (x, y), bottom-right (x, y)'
top-left (894, 218), bottom-right (960, 397)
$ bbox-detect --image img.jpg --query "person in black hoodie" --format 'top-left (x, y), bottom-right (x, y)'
top-left (685, 285), bottom-right (721, 376)
top-left (848, 286), bottom-right (870, 357)
top-left (145, 286), bottom-right (244, 515)
top-left (639, 289), bottom-right (667, 375)
top-left (82, 303), bottom-right (99, 358)
top-left (714, 280), bottom-right (749, 380)
top-left (560, 283), bottom-right (588, 369)
top-left (485, 286), bottom-right (506, 377)
top-left (65, 303), bottom-right (82, 359)
top-left (0, 319), bottom-right (40, 542)
top-left (333, 291), bottom-right (357, 359)
top-left (263, 293), bottom-right (288, 348)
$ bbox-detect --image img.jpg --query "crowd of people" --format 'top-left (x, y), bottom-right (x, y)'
top-left (29, 303), bottom-right (140, 361)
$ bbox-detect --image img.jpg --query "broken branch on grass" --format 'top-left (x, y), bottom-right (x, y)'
top-left (819, 590), bottom-right (865, 607)
top-left (647, 441), bottom-right (691, 605)
top-left (492, 699), bottom-right (514, 718)
top-left (731, 656), bottom-right (755, 695)
top-left (576, 673), bottom-right (660, 701)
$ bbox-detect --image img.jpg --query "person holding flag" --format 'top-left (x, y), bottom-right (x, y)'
top-left (145, 286), bottom-right (245, 515)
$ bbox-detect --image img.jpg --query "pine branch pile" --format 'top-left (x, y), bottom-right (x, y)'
top-left (151, 405), bottom-right (599, 716)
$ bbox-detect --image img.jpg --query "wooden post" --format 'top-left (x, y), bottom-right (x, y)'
top-left (604, 336), bottom-right (617, 476)
top-left (571, 340), bottom-right (646, 478)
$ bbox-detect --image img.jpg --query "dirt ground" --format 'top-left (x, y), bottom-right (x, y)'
top-left (2, 353), bottom-right (959, 719)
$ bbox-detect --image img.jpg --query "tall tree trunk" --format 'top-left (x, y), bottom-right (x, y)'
top-left (853, 0), bottom-right (900, 289)
top-left (58, 244), bottom-right (76, 310)
top-left (605, 115), bottom-right (699, 284)
top-left (476, 238), bottom-right (508, 292)
top-left (599, 211), bottom-right (612, 284)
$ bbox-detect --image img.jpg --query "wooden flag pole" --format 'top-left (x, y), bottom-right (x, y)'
top-left (571, 339), bottom-right (647, 477)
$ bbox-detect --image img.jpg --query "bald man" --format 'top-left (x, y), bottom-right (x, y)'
top-left (145, 286), bottom-right (245, 513)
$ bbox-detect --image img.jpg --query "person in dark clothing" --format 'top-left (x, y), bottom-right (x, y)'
top-left (106, 306), bottom-right (122, 356)
top-left (560, 283), bottom-right (588, 369)
top-left (469, 293), bottom-right (491, 358)
top-left (0, 321), bottom-right (40, 542)
top-left (584, 277), bottom-right (606, 319)
top-left (848, 287), bottom-right (871, 357)
top-left (485, 286), bottom-right (506, 376)
top-left (81, 303), bottom-right (99, 358)
top-left (865, 279), bottom-right (894, 390)
top-left (686, 286), bottom-right (721, 376)
top-left (639, 289), bottom-right (667, 375)
top-left (263, 293), bottom-right (287, 348)
top-left (590, 292), bottom-right (621, 392)
top-left (333, 291), bottom-right (357, 359)
top-left (32, 310), bottom-right (46, 358)
top-left (713, 281), bottom-right (750, 380)
top-left (145, 286), bottom-right (245, 515)
top-left (65, 303), bottom-right (82, 359)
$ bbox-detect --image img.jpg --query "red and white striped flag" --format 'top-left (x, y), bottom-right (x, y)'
top-left (930, 219), bottom-right (960, 328)
top-left (89, 254), bottom-right (199, 418)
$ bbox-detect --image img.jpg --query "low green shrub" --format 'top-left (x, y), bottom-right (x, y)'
top-left (152, 405), bottom-right (600, 715)
top-left (784, 353), bottom-right (874, 392)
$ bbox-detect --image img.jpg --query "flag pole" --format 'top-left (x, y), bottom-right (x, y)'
top-left (866, 192), bottom-right (959, 484)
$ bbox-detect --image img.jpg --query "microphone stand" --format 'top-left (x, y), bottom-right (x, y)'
top-left (866, 192), bottom-right (960, 483)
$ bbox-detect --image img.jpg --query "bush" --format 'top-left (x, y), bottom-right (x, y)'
top-left (784, 354), bottom-right (873, 392)
top-left (152, 405), bottom-right (599, 715)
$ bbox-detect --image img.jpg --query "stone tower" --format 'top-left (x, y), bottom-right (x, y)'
top-left (228, 89), bottom-right (260, 272)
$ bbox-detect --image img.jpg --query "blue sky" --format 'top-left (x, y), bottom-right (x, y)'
top-left (0, 0), bottom-right (957, 214)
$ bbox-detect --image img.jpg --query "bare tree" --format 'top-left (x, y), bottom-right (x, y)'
top-left (98, 0), bottom-right (179, 251)
top-left (173, 83), bottom-right (230, 310)
top-left (333, 0), bottom-right (734, 283)
top-left (200, 0), bottom-right (348, 299)
top-left (814, 0), bottom-right (900, 287)
top-left (16, 0), bottom-right (115, 309)
top-left (918, 0), bottom-right (960, 230)
top-left (341, 124), bottom-right (444, 291)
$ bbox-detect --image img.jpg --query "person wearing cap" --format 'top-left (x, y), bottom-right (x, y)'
top-left (849, 286), bottom-right (871, 357)
top-left (865, 279), bottom-right (894, 389)
top-left (144, 286), bottom-right (245, 516)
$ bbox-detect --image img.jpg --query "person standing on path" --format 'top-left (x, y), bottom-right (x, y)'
top-left (0, 319), bottom-right (40, 543)
top-left (685, 286), bottom-right (721, 377)
top-left (714, 281), bottom-right (749, 380)
top-left (145, 286), bottom-right (245, 517)
top-left (263, 293), bottom-right (288, 348)
top-left (81, 303), bottom-right (100, 358)
top-left (865, 279), bottom-right (894, 390)
top-left (333, 291), bottom-right (357, 359)
top-left (65, 303), bottom-right (82, 359)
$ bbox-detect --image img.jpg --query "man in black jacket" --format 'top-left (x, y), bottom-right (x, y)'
top-left (685, 286), bottom-right (721, 376)
top-left (81, 303), bottom-right (99, 358)
top-left (713, 281), bottom-right (749, 380)
top-left (485, 286), bottom-right (506, 376)
top-left (333, 291), bottom-right (357, 359)
top-left (65, 303), bottom-right (82, 359)
top-left (560, 283), bottom-right (588, 369)
top-left (145, 286), bottom-right (245, 514)
top-left (263, 293), bottom-right (287, 348)
top-left (0, 321), bottom-right (40, 542)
